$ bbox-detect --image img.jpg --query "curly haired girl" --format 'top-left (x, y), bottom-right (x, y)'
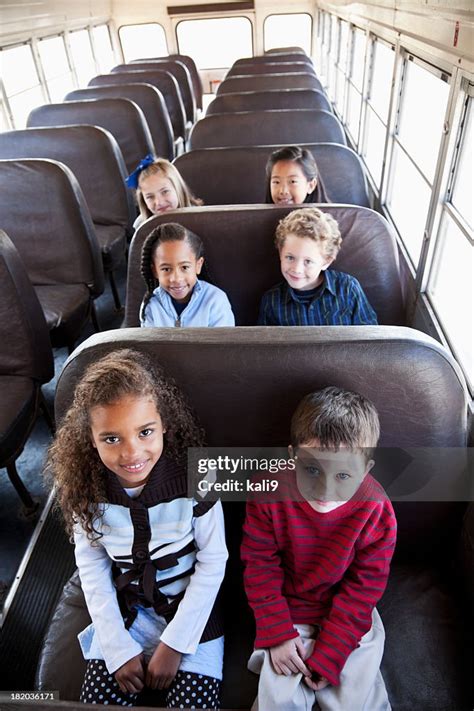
top-left (47, 348), bottom-right (227, 708)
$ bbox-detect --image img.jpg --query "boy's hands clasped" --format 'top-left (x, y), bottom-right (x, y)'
top-left (115, 642), bottom-right (182, 694)
top-left (270, 636), bottom-right (310, 676)
top-left (269, 637), bottom-right (330, 691)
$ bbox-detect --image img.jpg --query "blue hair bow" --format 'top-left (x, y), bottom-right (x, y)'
top-left (125, 153), bottom-right (155, 189)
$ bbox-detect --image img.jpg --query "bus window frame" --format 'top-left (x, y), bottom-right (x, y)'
top-left (90, 23), bottom-right (116, 74)
top-left (446, 88), bottom-right (473, 231)
top-left (360, 36), bottom-right (396, 186)
top-left (67, 27), bottom-right (98, 87)
top-left (262, 12), bottom-right (313, 56)
top-left (422, 80), bottom-right (474, 389)
top-left (344, 25), bottom-right (369, 148)
top-left (36, 33), bottom-right (75, 103)
top-left (174, 14), bottom-right (254, 70)
top-left (334, 18), bottom-right (350, 117)
top-left (0, 40), bottom-right (47, 128)
top-left (118, 21), bottom-right (169, 63)
top-left (383, 50), bottom-right (451, 267)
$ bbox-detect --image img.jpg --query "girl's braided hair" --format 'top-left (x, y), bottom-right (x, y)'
top-left (140, 223), bottom-right (204, 322)
top-left (265, 145), bottom-right (329, 204)
top-left (46, 348), bottom-right (204, 541)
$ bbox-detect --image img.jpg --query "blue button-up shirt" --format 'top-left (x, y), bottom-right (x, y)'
top-left (257, 270), bottom-right (378, 326)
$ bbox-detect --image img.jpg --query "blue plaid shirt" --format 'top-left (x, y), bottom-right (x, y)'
top-left (257, 270), bottom-right (378, 326)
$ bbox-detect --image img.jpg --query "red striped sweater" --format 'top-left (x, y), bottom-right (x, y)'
top-left (241, 473), bottom-right (397, 686)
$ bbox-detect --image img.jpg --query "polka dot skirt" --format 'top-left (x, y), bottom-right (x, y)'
top-left (166, 671), bottom-right (220, 709)
top-left (80, 660), bottom-right (220, 708)
top-left (80, 659), bottom-right (137, 705)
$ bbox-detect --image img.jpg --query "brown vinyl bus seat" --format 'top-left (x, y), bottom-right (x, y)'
top-left (27, 98), bottom-right (154, 173)
top-left (0, 230), bottom-right (54, 515)
top-left (188, 109), bottom-right (346, 149)
top-left (217, 72), bottom-right (323, 94)
top-left (174, 144), bottom-right (369, 207)
top-left (266, 45), bottom-right (307, 54)
top-left (36, 327), bottom-right (472, 711)
top-left (0, 159), bottom-right (104, 351)
top-left (65, 84), bottom-right (175, 161)
top-left (0, 125), bottom-right (133, 309)
top-left (232, 53), bottom-right (313, 67)
top-left (226, 61), bottom-right (317, 77)
top-left (89, 71), bottom-right (186, 147)
top-left (114, 61), bottom-right (196, 125)
top-left (206, 88), bottom-right (332, 114)
top-left (131, 54), bottom-right (204, 111)
top-left (124, 204), bottom-right (403, 327)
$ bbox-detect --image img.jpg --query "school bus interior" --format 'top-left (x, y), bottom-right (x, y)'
top-left (0, 0), bottom-right (472, 709)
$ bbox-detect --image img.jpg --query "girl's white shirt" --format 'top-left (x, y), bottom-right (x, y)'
top-left (73, 498), bottom-right (227, 674)
top-left (123, 483), bottom-right (146, 498)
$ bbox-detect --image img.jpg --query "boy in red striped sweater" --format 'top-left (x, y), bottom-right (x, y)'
top-left (241, 387), bottom-right (396, 711)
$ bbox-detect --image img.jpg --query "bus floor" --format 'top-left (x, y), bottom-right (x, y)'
top-left (0, 257), bottom-right (127, 638)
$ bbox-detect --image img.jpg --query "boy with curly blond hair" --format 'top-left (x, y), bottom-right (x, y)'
top-left (258, 207), bottom-right (377, 325)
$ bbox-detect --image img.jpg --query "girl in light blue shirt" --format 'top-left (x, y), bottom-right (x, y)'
top-left (140, 223), bottom-right (235, 327)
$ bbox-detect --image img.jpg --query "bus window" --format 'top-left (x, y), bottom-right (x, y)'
top-left (398, 60), bottom-right (449, 181)
top-left (346, 27), bottom-right (367, 145)
top-left (428, 216), bottom-right (473, 387)
top-left (362, 39), bottom-right (395, 185)
top-left (450, 97), bottom-right (473, 229)
top-left (335, 20), bottom-right (349, 116)
top-left (68, 29), bottom-right (96, 87)
top-left (386, 144), bottom-right (432, 264)
top-left (0, 101), bottom-right (10, 131)
top-left (119, 23), bottom-right (168, 62)
top-left (263, 13), bottom-right (312, 56)
top-left (427, 94), bottom-right (473, 387)
top-left (327, 15), bottom-right (339, 102)
top-left (1, 44), bottom-right (45, 128)
top-left (316, 10), bottom-right (329, 85)
top-left (386, 56), bottom-right (450, 265)
top-left (37, 36), bottom-right (75, 102)
top-left (176, 17), bottom-right (252, 69)
top-left (91, 25), bottom-right (115, 74)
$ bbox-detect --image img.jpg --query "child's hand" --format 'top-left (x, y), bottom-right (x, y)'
top-left (146, 641), bottom-right (182, 690)
top-left (114, 653), bottom-right (145, 694)
top-left (270, 637), bottom-right (310, 676)
top-left (304, 673), bottom-right (330, 691)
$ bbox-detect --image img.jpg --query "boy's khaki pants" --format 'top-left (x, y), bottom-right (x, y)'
top-left (248, 608), bottom-right (391, 711)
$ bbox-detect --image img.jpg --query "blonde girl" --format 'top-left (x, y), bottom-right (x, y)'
top-left (126, 155), bottom-right (203, 229)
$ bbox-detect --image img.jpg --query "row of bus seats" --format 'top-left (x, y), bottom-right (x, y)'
top-left (125, 205), bottom-right (404, 326)
top-left (37, 329), bottom-right (472, 710)
top-left (0, 230), bottom-right (54, 514)
top-left (0, 158), bottom-right (104, 348)
top-left (0, 127), bottom-right (134, 310)
top-left (0, 46), bottom-right (372, 513)
top-left (0, 44), bottom-right (369, 346)
top-left (0, 54), bottom-right (201, 318)
top-left (1, 46), bottom-right (471, 710)
top-left (0, 54), bottom-right (200, 506)
top-left (174, 145), bottom-right (370, 206)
